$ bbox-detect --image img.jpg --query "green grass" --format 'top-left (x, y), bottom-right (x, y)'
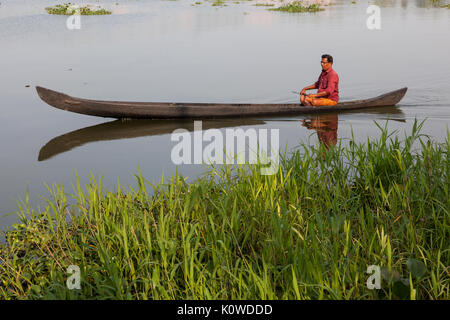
top-left (269, 1), bottom-right (325, 12)
top-left (45, 3), bottom-right (112, 15)
top-left (0, 120), bottom-right (449, 299)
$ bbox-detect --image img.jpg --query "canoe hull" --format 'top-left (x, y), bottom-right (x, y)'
top-left (36, 86), bottom-right (408, 119)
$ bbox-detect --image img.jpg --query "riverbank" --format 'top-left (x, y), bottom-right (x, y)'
top-left (1, 120), bottom-right (448, 299)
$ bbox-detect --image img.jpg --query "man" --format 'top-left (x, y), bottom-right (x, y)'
top-left (300, 54), bottom-right (339, 107)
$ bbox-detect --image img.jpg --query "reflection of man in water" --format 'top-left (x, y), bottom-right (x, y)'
top-left (300, 54), bottom-right (339, 107)
top-left (301, 114), bottom-right (338, 149)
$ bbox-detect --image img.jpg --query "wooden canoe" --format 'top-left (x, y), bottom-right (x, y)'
top-left (36, 86), bottom-right (408, 119)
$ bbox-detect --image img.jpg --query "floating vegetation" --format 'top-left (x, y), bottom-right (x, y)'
top-left (269, 1), bottom-right (325, 12)
top-left (211, 0), bottom-right (227, 6)
top-left (253, 3), bottom-right (275, 6)
top-left (45, 3), bottom-right (112, 15)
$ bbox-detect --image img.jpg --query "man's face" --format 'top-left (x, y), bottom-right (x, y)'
top-left (321, 58), bottom-right (332, 71)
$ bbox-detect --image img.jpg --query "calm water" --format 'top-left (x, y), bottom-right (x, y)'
top-left (1, 0), bottom-right (449, 230)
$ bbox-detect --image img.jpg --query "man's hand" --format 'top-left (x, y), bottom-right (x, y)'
top-left (300, 88), bottom-right (306, 95)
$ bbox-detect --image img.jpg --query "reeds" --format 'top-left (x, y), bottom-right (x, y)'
top-left (1, 120), bottom-right (448, 299)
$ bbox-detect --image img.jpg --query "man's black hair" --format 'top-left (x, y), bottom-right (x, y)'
top-left (322, 54), bottom-right (333, 64)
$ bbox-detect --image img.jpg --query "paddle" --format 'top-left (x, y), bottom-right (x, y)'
top-left (292, 91), bottom-right (308, 95)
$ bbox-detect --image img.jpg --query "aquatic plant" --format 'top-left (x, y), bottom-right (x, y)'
top-left (253, 3), bottom-right (275, 6)
top-left (269, 1), bottom-right (325, 12)
top-left (211, 0), bottom-right (227, 6)
top-left (45, 3), bottom-right (112, 15)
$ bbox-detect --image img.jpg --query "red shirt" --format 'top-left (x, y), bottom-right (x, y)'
top-left (315, 68), bottom-right (339, 103)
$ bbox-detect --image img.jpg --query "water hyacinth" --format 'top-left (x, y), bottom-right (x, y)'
top-left (269, 1), bottom-right (325, 12)
top-left (45, 3), bottom-right (112, 15)
top-left (259, 0), bottom-right (334, 12)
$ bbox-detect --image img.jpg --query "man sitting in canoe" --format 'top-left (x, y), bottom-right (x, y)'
top-left (300, 54), bottom-right (339, 107)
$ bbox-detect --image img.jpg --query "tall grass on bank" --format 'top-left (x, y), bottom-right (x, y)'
top-left (1, 120), bottom-right (449, 299)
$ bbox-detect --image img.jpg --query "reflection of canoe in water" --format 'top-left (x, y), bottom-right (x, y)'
top-left (38, 119), bottom-right (266, 161)
top-left (36, 86), bottom-right (408, 119)
top-left (38, 105), bottom-right (405, 161)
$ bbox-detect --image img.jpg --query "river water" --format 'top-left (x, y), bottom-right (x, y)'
top-left (0, 0), bottom-right (449, 230)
